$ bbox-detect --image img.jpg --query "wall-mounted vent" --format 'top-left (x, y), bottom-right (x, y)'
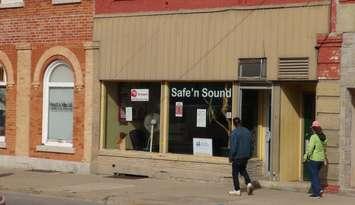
top-left (278, 57), bottom-right (309, 80)
top-left (239, 58), bottom-right (266, 80)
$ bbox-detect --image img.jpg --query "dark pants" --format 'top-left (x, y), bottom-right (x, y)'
top-left (232, 158), bottom-right (251, 191)
top-left (308, 160), bottom-right (323, 196)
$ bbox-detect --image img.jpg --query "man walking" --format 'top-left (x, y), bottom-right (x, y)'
top-left (229, 117), bottom-right (254, 196)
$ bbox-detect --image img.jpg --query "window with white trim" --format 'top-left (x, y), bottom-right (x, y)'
top-left (0, 0), bottom-right (24, 8)
top-left (0, 65), bottom-right (6, 143)
top-left (1, 0), bottom-right (22, 3)
top-left (42, 60), bottom-right (74, 147)
top-left (52, 0), bottom-right (81, 5)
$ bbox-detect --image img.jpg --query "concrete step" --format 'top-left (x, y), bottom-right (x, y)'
top-left (259, 180), bottom-right (309, 193)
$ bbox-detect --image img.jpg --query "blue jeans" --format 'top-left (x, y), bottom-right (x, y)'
top-left (308, 160), bottom-right (323, 196)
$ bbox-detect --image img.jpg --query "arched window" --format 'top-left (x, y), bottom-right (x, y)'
top-left (0, 64), bottom-right (6, 143)
top-left (42, 60), bottom-right (74, 147)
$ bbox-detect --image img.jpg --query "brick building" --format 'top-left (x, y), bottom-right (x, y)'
top-left (1, 0), bottom-right (354, 194)
top-left (0, 0), bottom-right (95, 173)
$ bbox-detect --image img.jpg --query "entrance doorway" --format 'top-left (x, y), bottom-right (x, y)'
top-left (303, 93), bottom-right (315, 181)
top-left (239, 87), bottom-right (272, 175)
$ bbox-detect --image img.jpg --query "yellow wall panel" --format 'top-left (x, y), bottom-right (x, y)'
top-left (279, 87), bottom-right (301, 181)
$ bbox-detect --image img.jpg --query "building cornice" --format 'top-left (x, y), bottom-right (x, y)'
top-left (95, 1), bottom-right (330, 19)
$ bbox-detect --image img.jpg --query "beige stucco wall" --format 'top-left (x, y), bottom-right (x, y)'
top-left (92, 150), bottom-right (264, 182)
top-left (316, 80), bottom-right (341, 182)
top-left (337, 4), bottom-right (355, 33)
top-left (94, 5), bottom-right (329, 81)
top-left (340, 33), bottom-right (355, 189)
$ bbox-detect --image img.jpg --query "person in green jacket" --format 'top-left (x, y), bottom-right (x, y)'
top-left (303, 120), bottom-right (327, 198)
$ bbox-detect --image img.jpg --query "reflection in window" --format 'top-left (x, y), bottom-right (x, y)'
top-left (43, 61), bottom-right (74, 146)
top-left (0, 66), bottom-right (6, 141)
top-left (169, 83), bottom-right (232, 157)
top-left (104, 82), bottom-right (161, 152)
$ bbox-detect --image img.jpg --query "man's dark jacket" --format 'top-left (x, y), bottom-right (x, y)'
top-left (229, 126), bottom-right (253, 160)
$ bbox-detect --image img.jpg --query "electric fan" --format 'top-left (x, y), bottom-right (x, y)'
top-left (144, 113), bottom-right (160, 152)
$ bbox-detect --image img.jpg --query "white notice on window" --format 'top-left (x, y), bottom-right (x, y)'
top-left (125, 107), bottom-right (132, 121)
top-left (131, 89), bottom-right (149, 101)
top-left (193, 138), bottom-right (213, 156)
top-left (196, 109), bottom-right (206, 128)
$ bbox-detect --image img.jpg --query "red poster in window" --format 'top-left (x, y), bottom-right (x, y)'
top-left (118, 107), bottom-right (126, 123)
top-left (175, 102), bottom-right (183, 117)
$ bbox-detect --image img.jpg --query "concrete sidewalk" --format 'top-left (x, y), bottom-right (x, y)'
top-left (0, 167), bottom-right (354, 205)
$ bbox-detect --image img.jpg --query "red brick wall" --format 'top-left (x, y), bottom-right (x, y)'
top-left (29, 43), bottom-right (86, 161)
top-left (96, 0), bottom-right (327, 14)
top-left (0, 0), bottom-right (93, 161)
top-left (0, 0), bottom-right (93, 44)
top-left (317, 34), bottom-right (342, 80)
top-left (0, 46), bottom-right (17, 155)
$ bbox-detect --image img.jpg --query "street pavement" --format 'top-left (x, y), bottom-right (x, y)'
top-left (3, 192), bottom-right (100, 205)
top-left (0, 167), bottom-right (354, 205)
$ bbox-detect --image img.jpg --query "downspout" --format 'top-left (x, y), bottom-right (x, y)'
top-left (330, 0), bottom-right (337, 33)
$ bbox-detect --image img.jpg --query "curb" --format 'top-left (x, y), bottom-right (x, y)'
top-left (259, 180), bottom-right (309, 193)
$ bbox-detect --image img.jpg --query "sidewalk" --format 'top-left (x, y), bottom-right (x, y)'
top-left (0, 167), bottom-right (354, 205)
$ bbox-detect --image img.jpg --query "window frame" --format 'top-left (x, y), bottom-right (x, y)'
top-left (0, 0), bottom-right (24, 9)
top-left (238, 58), bottom-right (267, 80)
top-left (42, 60), bottom-right (74, 147)
top-left (52, 0), bottom-right (81, 5)
top-left (0, 66), bottom-right (6, 143)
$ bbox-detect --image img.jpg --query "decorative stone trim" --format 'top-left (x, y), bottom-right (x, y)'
top-left (0, 155), bottom-right (90, 174)
top-left (36, 145), bottom-right (75, 154)
top-left (339, 0), bottom-right (355, 3)
top-left (0, 50), bottom-right (15, 86)
top-left (0, 1), bottom-right (24, 9)
top-left (33, 46), bottom-right (83, 88)
top-left (0, 142), bottom-right (6, 148)
top-left (83, 41), bottom-right (100, 50)
top-left (15, 43), bottom-right (31, 50)
top-left (52, 0), bottom-right (80, 5)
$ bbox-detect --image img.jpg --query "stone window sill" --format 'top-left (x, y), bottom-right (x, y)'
top-left (52, 0), bottom-right (81, 5)
top-left (0, 2), bottom-right (24, 9)
top-left (36, 145), bottom-right (75, 154)
top-left (339, 0), bottom-right (355, 3)
top-left (0, 142), bottom-right (6, 148)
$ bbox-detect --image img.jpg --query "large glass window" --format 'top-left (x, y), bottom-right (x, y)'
top-left (0, 66), bottom-right (6, 142)
top-left (42, 61), bottom-right (74, 146)
top-left (168, 83), bottom-right (232, 157)
top-left (104, 82), bottom-right (161, 152)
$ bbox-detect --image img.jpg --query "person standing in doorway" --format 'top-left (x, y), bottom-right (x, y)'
top-left (229, 117), bottom-right (254, 196)
top-left (304, 121), bottom-right (327, 198)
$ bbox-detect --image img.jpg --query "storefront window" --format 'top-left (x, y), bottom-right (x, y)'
top-left (104, 82), bottom-right (161, 152)
top-left (168, 83), bottom-right (232, 157)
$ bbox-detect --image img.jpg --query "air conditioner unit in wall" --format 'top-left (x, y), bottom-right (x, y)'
top-left (238, 58), bottom-right (267, 80)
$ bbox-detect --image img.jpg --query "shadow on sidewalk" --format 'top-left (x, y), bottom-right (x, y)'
top-left (104, 173), bottom-right (148, 180)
